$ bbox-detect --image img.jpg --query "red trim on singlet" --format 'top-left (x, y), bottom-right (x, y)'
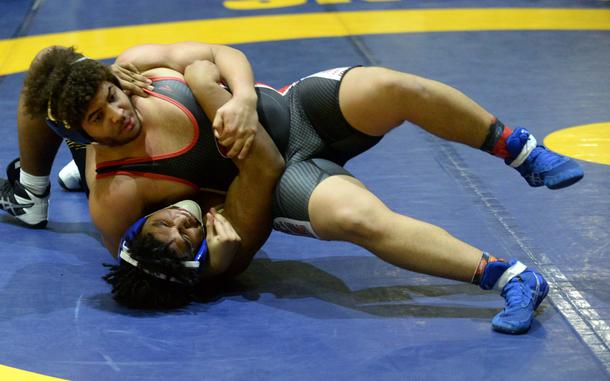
top-left (277, 82), bottom-right (297, 95)
top-left (95, 77), bottom-right (200, 174)
top-left (148, 76), bottom-right (187, 84)
top-left (96, 170), bottom-right (199, 191)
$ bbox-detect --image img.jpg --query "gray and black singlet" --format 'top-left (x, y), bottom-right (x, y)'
top-left (269, 67), bottom-right (382, 238)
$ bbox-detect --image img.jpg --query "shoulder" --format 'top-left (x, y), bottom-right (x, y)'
top-left (89, 175), bottom-right (147, 255)
top-left (89, 175), bottom-right (143, 220)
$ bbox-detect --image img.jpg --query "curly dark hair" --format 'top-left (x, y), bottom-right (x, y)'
top-left (22, 46), bottom-right (119, 138)
top-left (103, 233), bottom-right (201, 309)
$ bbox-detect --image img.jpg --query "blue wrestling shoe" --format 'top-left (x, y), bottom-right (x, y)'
top-left (506, 128), bottom-right (583, 189)
top-left (491, 262), bottom-right (549, 334)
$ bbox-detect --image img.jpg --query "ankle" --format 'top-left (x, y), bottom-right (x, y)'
top-left (472, 252), bottom-right (505, 288)
top-left (20, 170), bottom-right (50, 196)
top-left (505, 128), bottom-right (538, 168)
top-left (480, 118), bottom-right (512, 159)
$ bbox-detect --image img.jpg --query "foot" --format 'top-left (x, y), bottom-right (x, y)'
top-left (492, 262), bottom-right (549, 334)
top-left (58, 160), bottom-right (84, 191)
top-left (506, 128), bottom-right (584, 189)
top-left (0, 158), bottom-right (49, 228)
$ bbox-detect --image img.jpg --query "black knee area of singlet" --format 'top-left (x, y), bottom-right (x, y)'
top-left (66, 139), bottom-right (89, 196)
top-left (256, 87), bottom-right (290, 154)
top-left (480, 118), bottom-right (505, 153)
top-left (272, 158), bottom-right (353, 223)
top-left (294, 76), bottom-right (382, 165)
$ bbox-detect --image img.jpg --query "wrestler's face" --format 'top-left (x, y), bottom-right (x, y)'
top-left (141, 206), bottom-right (205, 260)
top-left (82, 81), bottom-right (142, 146)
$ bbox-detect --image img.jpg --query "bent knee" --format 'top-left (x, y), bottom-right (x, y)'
top-left (361, 67), bottom-right (430, 99)
top-left (320, 203), bottom-right (386, 242)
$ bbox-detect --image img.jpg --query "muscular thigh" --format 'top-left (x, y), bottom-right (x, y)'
top-left (272, 158), bottom-right (352, 238)
top-left (339, 66), bottom-right (419, 136)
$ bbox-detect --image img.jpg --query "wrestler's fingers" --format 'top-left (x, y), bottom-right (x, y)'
top-left (212, 113), bottom-right (224, 139)
top-left (212, 212), bottom-right (232, 228)
top-left (113, 66), bottom-right (147, 85)
top-left (219, 120), bottom-right (237, 139)
top-left (226, 139), bottom-right (244, 158)
top-left (115, 63), bottom-right (143, 79)
top-left (123, 83), bottom-right (149, 97)
top-left (205, 212), bottom-right (216, 239)
top-left (237, 135), bottom-right (255, 160)
top-left (218, 135), bottom-right (236, 149)
top-left (214, 214), bottom-right (241, 241)
top-left (116, 62), bottom-right (138, 73)
top-left (213, 215), bottom-right (229, 237)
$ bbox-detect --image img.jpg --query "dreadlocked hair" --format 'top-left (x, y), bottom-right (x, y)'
top-left (103, 233), bottom-right (201, 309)
top-left (22, 46), bottom-right (119, 136)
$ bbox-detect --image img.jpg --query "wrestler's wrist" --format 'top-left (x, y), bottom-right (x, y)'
top-left (232, 89), bottom-right (257, 106)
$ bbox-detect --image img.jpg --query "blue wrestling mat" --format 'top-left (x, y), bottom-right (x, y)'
top-left (0, 1), bottom-right (609, 380)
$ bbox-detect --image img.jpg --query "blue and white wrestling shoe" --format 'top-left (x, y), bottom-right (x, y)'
top-left (0, 158), bottom-right (49, 228)
top-left (480, 260), bottom-right (549, 334)
top-left (506, 128), bottom-right (584, 189)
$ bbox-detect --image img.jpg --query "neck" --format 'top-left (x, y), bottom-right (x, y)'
top-left (92, 126), bottom-right (148, 162)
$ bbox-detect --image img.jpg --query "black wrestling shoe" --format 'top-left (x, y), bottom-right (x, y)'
top-left (0, 158), bottom-right (49, 228)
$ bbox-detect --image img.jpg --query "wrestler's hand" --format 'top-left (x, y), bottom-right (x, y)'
top-left (184, 59), bottom-right (258, 158)
top-left (213, 95), bottom-right (258, 159)
top-left (110, 62), bottom-right (153, 97)
top-left (205, 208), bottom-right (241, 275)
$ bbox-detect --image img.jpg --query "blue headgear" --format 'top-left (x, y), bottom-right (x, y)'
top-left (46, 106), bottom-right (95, 144)
top-left (117, 202), bottom-right (209, 283)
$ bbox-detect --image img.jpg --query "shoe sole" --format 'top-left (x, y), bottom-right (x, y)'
top-left (544, 160), bottom-right (584, 189)
top-left (20, 219), bottom-right (48, 229)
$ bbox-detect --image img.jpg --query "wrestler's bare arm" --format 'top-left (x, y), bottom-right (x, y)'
top-left (185, 60), bottom-right (284, 276)
top-left (88, 175), bottom-right (147, 256)
top-left (115, 42), bottom-right (256, 104)
top-left (115, 42), bottom-right (259, 158)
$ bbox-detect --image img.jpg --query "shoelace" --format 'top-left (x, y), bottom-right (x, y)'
top-left (501, 276), bottom-right (529, 308)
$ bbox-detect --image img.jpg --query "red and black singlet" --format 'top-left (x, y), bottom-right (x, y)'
top-left (95, 77), bottom-right (290, 193)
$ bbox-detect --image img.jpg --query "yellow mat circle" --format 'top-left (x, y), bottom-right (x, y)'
top-left (544, 122), bottom-right (610, 166)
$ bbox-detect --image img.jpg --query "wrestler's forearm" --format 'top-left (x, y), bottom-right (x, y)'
top-left (222, 127), bottom-right (284, 276)
top-left (115, 42), bottom-right (213, 72)
top-left (188, 70), bottom-right (283, 275)
top-left (116, 42), bottom-right (256, 102)
top-left (209, 45), bottom-right (257, 104)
